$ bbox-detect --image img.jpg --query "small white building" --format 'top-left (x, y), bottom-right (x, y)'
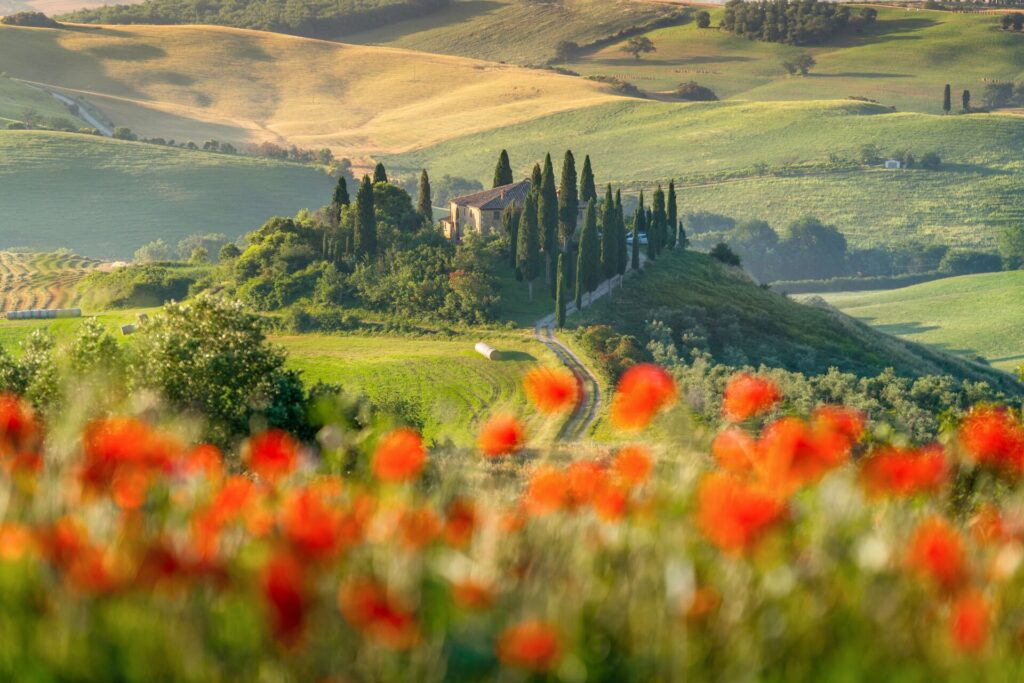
top-left (884, 159), bottom-right (902, 170)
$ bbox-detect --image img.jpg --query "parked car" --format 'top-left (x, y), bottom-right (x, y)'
top-left (625, 232), bottom-right (649, 246)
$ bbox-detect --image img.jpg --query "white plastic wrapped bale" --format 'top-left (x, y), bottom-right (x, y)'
top-left (474, 342), bottom-right (500, 360)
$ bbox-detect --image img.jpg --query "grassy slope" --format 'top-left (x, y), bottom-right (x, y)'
top-left (0, 130), bottom-right (334, 258)
top-left (0, 23), bottom-right (616, 162)
top-left (385, 98), bottom-right (1024, 249)
top-left (566, 7), bottom-right (1024, 114)
top-left (574, 250), bottom-right (1020, 392)
top-left (0, 77), bottom-right (85, 124)
top-left (817, 271), bottom-right (1024, 373)
top-left (345, 0), bottom-right (680, 64)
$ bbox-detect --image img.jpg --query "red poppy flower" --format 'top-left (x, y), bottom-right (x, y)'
top-left (592, 482), bottom-right (629, 521)
top-left (372, 428), bottom-right (426, 483)
top-left (696, 472), bottom-right (786, 555)
top-left (398, 506), bottom-right (441, 550)
top-left (338, 579), bottom-right (419, 650)
top-left (280, 488), bottom-right (348, 560)
top-left (245, 430), bottom-right (299, 483)
top-left (479, 414), bottom-right (526, 457)
top-left (970, 504), bottom-right (1006, 546)
top-left (959, 407), bottom-right (1024, 474)
top-left (496, 620), bottom-right (561, 672)
top-left (523, 465), bottom-right (568, 515)
top-left (906, 516), bottom-right (968, 592)
top-left (0, 523), bottom-right (34, 561)
top-left (523, 367), bottom-right (579, 414)
top-left (0, 394), bottom-right (39, 455)
top-left (81, 417), bottom-right (181, 494)
top-left (711, 427), bottom-right (757, 475)
top-left (811, 405), bottom-right (865, 444)
top-left (756, 417), bottom-right (850, 495)
top-left (565, 460), bottom-right (608, 505)
top-left (860, 445), bottom-right (948, 498)
top-left (610, 364), bottom-right (677, 431)
top-left (613, 446), bottom-right (653, 487)
top-left (450, 579), bottom-right (495, 611)
top-left (261, 551), bottom-right (307, 646)
top-left (949, 590), bottom-right (990, 654)
top-left (443, 497), bottom-right (478, 548)
top-left (184, 444), bottom-right (224, 482)
top-left (721, 374), bottom-right (781, 422)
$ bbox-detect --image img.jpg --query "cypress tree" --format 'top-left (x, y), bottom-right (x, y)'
top-left (600, 184), bottom-right (617, 282)
top-left (372, 162), bottom-right (388, 184)
top-left (645, 207), bottom-right (655, 260)
top-left (354, 175), bottom-right (377, 258)
top-left (517, 193), bottom-right (542, 302)
top-left (539, 153), bottom-right (559, 289)
top-left (493, 149), bottom-right (514, 187)
top-left (577, 198), bottom-right (600, 305)
top-left (503, 204), bottom-right (520, 270)
top-left (677, 219), bottom-right (689, 249)
top-left (632, 192), bottom-right (644, 271)
top-left (558, 150), bottom-right (579, 249)
top-left (943, 84), bottom-right (951, 114)
top-left (416, 169), bottom-right (432, 222)
top-left (580, 155), bottom-right (597, 204)
top-left (530, 162), bottom-right (542, 190)
top-left (615, 190), bottom-right (627, 277)
top-left (962, 89), bottom-right (971, 112)
top-left (555, 253), bottom-right (566, 329)
top-left (332, 175), bottom-right (349, 207)
top-left (651, 185), bottom-right (666, 258)
top-left (667, 180), bottom-right (678, 249)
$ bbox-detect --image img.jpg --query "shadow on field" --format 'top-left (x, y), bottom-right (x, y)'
top-left (496, 351), bottom-right (536, 362)
top-left (597, 55), bottom-right (753, 67)
top-left (829, 17), bottom-right (940, 47)
top-left (809, 72), bottom-right (913, 79)
top-left (874, 321), bottom-right (940, 335)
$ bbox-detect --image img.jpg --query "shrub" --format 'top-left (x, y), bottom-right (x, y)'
top-left (938, 250), bottom-right (1002, 275)
top-left (674, 81), bottom-right (718, 101)
top-left (710, 242), bottom-right (741, 266)
top-left (0, 11), bottom-right (60, 26)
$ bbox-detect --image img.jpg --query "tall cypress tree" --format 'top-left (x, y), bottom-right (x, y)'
top-left (530, 162), bottom-right (543, 191)
top-left (600, 184), bottom-right (617, 282)
top-left (416, 169), bottom-right (432, 222)
top-left (632, 192), bottom-right (644, 271)
top-left (943, 84), bottom-right (951, 114)
top-left (962, 89), bottom-right (971, 112)
top-left (651, 185), bottom-right (666, 259)
top-left (645, 205), bottom-right (656, 261)
top-left (503, 204), bottom-right (520, 270)
top-left (558, 150), bottom-right (579, 249)
top-left (576, 198), bottom-right (600, 306)
top-left (579, 155), bottom-right (597, 205)
top-left (539, 153), bottom-right (559, 289)
top-left (615, 190), bottom-right (627, 277)
top-left (372, 162), bottom-right (388, 184)
top-left (667, 180), bottom-right (678, 249)
top-left (517, 193), bottom-right (542, 302)
top-left (332, 175), bottom-right (350, 207)
top-left (555, 253), bottom-right (566, 329)
top-left (493, 150), bottom-right (514, 187)
top-left (354, 175), bottom-right (377, 258)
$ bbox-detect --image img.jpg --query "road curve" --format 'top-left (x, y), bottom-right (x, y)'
top-left (533, 318), bottom-right (601, 441)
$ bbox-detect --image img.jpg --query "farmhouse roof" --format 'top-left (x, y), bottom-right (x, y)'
top-left (451, 179), bottom-right (531, 210)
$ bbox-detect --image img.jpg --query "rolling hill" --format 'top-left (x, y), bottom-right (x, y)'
top-left (0, 76), bottom-right (86, 125)
top-left (817, 271), bottom-right (1024, 374)
top-left (0, 22), bottom-right (617, 162)
top-left (0, 251), bottom-right (108, 312)
top-left (0, 130), bottom-right (334, 257)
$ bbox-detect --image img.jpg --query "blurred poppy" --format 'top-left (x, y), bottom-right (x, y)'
top-left (811, 405), bottom-right (865, 444)
top-left (722, 374), bottom-right (781, 422)
top-left (565, 460), bottom-right (607, 505)
top-left (696, 473), bottom-right (785, 555)
top-left (757, 417), bottom-right (850, 495)
top-left (949, 590), bottom-right (990, 654)
top-left (523, 465), bottom-right (567, 515)
top-left (372, 429), bottom-right (426, 483)
top-left (450, 579), bottom-right (495, 611)
top-left (81, 417), bottom-right (180, 495)
top-left (860, 445), bottom-right (948, 498)
top-left (245, 430), bottom-right (299, 483)
top-left (0, 394), bottom-right (39, 455)
top-left (592, 482), bottom-right (629, 521)
top-left (398, 506), bottom-right (441, 550)
top-left (338, 579), bottom-right (419, 650)
top-left (906, 516), bottom-right (968, 592)
top-left (712, 427), bottom-right (757, 475)
top-left (0, 523), bottom-right (34, 561)
top-left (524, 367), bottom-right (579, 414)
top-left (685, 585), bottom-right (720, 623)
top-left (970, 504), bottom-right (1006, 546)
top-left (959, 408), bottom-right (1024, 474)
top-left (184, 444), bottom-right (224, 482)
top-left (610, 364), bottom-right (677, 431)
top-left (280, 487), bottom-right (348, 560)
top-left (479, 415), bottom-right (526, 457)
top-left (443, 498), bottom-right (477, 548)
top-left (613, 446), bottom-right (653, 487)
top-left (261, 551), bottom-right (307, 646)
top-left (496, 620), bottom-right (561, 672)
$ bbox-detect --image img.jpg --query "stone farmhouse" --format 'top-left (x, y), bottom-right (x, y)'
top-left (440, 179), bottom-right (532, 242)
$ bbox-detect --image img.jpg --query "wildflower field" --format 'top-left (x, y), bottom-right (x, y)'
top-left (0, 357), bottom-right (1023, 681)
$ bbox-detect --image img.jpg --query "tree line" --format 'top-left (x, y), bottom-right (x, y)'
top-left (720, 0), bottom-right (876, 45)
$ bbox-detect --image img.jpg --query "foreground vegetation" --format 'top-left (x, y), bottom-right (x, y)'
top-left (819, 271), bottom-right (1024, 374)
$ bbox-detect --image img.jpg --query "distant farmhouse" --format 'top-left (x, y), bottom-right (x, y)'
top-left (441, 179), bottom-right (531, 241)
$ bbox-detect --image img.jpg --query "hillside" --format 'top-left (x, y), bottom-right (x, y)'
top-left (0, 130), bottom-right (334, 257)
top-left (385, 98), bottom-right (1024, 249)
top-left (0, 23), bottom-right (617, 162)
top-left (565, 7), bottom-right (1024, 114)
top-left (345, 0), bottom-right (684, 64)
top-left (818, 271), bottom-right (1024, 374)
top-left (0, 251), bottom-right (108, 311)
top-left (574, 250), bottom-right (1020, 393)
top-left (0, 76), bottom-right (85, 125)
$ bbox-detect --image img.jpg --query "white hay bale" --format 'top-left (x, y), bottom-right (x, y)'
top-left (474, 342), bottom-right (499, 360)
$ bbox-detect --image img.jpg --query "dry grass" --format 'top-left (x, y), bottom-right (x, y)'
top-left (0, 251), bottom-right (108, 312)
top-left (0, 23), bottom-right (618, 163)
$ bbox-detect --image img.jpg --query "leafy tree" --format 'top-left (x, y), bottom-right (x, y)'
top-left (576, 199), bottom-right (600, 307)
top-left (558, 150), bottom-right (579, 249)
top-left (858, 144), bottom-right (882, 166)
top-left (579, 155), bottom-right (597, 204)
top-left (615, 190), bottom-right (628, 277)
top-left (503, 204), bottom-right (520, 270)
top-left (332, 174), bottom-right (350, 208)
top-left (555, 40), bottom-right (580, 61)
top-left (372, 162), bottom-right (388, 184)
top-left (600, 185), bottom-right (618, 282)
top-left (943, 84), bottom-right (951, 114)
top-left (983, 82), bottom-right (1014, 109)
top-left (432, 175), bottom-right (482, 206)
top-left (177, 233), bottom-right (227, 261)
top-left (632, 192), bottom-right (645, 271)
top-left (416, 169), bottom-right (432, 222)
top-left (999, 224), bottom-right (1024, 270)
top-left (667, 180), bottom-right (678, 249)
top-left (112, 127), bottom-right (137, 141)
top-left (539, 153), bottom-right (559, 288)
top-left (675, 82), bottom-right (718, 101)
top-left (622, 36), bottom-right (656, 60)
top-left (555, 253), bottom-right (566, 329)
top-left (919, 152), bottom-right (941, 170)
top-left (354, 175), bottom-right (377, 258)
top-left (651, 185), bottom-right (666, 258)
top-left (219, 243), bottom-right (242, 261)
top-left (134, 239), bottom-right (172, 263)
top-left (696, 10), bottom-right (711, 28)
top-left (516, 192), bottom-right (542, 302)
top-left (710, 242), bottom-right (741, 266)
top-left (493, 149), bottom-right (514, 187)
top-left (782, 53), bottom-right (815, 76)
top-left (778, 216), bottom-right (848, 280)
top-left (728, 219), bottom-right (779, 282)
top-left (189, 246), bottom-right (210, 264)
